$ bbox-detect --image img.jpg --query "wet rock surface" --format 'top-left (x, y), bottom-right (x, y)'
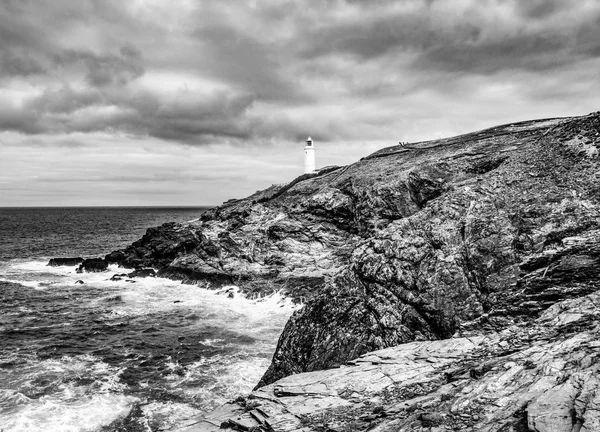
top-left (76, 257), bottom-right (108, 273)
top-left (257, 113), bottom-right (600, 387)
top-left (185, 290), bottom-right (600, 431)
top-left (58, 112), bottom-right (600, 429)
top-left (47, 257), bottom-right (84, 266)
top-left (126, 268), bottom-right (156, 278)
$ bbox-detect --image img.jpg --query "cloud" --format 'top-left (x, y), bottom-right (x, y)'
top-left (2, 0), bottom-right (598, 143)
top-left (2, 83), bottom-right (256, 142)
top-left (0, 50), bottom-right (46, 77)
top-left (1, 0), bottom-right (600, 205)
top-left (53, 46), bottom-right (145, 88)
top-left (296, 0), bottom-right (600, 76)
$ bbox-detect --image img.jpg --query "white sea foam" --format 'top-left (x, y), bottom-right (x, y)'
top-left (2, 260), bottom-right (298, 348)
top-left (2, 259), bottom-right (297, 311)
top-left (200, 338), bottom-right (226, 346)
top-left (141, 401), bottom-right (203, 430)
top-left (0, 259), bottom-right (79, 289)
top-left (0, 393), bottom-right (136, 432)
top-left (0, 355), bottom-right (137, 432)
top-left (0, 259), bottom-right (298, 430)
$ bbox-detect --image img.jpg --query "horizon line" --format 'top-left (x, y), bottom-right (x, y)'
top-left (0, 205), bottom-right (216, 209)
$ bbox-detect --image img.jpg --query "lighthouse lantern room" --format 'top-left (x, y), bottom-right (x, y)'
top-left (304, 136), bottom-right (316, 174)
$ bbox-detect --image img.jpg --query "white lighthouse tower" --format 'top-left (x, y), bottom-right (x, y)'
top-left (304, 136), bottom-right (316, 174)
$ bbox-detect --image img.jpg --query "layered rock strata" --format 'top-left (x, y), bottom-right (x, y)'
top-left (88, 113), bottom-right (599, 401)
top-left (186, 290), bottom-right (600, 432)
top-left (258, 113), bottom-right (600, 387)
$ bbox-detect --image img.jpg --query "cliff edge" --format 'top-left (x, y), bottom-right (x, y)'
top-left (97, 112), bottom-right (600, 429)
top-left (185, 290), bottom-right (600, 431)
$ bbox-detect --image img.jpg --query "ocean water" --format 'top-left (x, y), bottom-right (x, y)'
top-left (0, 207), bottom-right (296, 431)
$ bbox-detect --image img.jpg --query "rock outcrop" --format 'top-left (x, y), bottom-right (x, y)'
top-left (186, 290), bottom-right (600, 432)
top-left (257, 113), bottom-right (600, 387)
top-left (90, 112), bottom-right (600, 424)
top-left (47, 257), bottom-right (83, 266)
top-left (76, 257), bottom-right (108, 273)
top-left (126, 268), bottom-right (156, 278)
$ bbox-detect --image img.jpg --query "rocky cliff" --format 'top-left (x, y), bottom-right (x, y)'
top-left (185, 290), bottom-right (600, 432)
top-left (256, 113), bottom-right (600, 388)
top-left (96, 112), bottom-right (600, 430)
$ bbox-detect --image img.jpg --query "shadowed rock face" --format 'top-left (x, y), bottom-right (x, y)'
top-left (193, 290), bottom-right (600, 432)
top-left (255, 113), bottom-right (600, 387)
top-left (47, 257), bottom-right (83, 267)
top-left (100, 112), bottom-right (600, 394)
top-left (77, 257), bottom-right (108, 273)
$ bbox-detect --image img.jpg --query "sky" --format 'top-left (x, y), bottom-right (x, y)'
top-left (1, 0), bottom-right (599, 206)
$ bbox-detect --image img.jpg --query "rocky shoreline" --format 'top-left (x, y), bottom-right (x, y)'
top-left (51, 112), bottom-right (600, 431)
top-left (186, 290), bottom-right (600, 431)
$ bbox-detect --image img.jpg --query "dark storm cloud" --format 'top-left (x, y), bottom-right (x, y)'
top-left (27, 86), bottom-right (102, 115)
top-left (0, 0), bottom-right (265, 143)
top-left (0, 51), bottom-right (46, 77)
top-left (0, 100), bottom-right (44, 134)
top-left (298, 0), bottom-right (600, 75)
top-left (417, 33), bottom-right (573, 74)
top-left (146, 91), bottom-right (256, 142)
top-left (298, 11), bottom-right (439, 59)
top-left (0, 0), bottom-right (139, 74)
top-left (53, 46), bottom-right (145, 88)
top-left (4, 83), bottom-right (255, 142)
top-left (513, 0), bottom-right (573, 20)
top-left (191, 24), bottom-right (306, 103)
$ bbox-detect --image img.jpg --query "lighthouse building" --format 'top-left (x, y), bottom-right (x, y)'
top-left (304, 136), bottom-right (316, 174)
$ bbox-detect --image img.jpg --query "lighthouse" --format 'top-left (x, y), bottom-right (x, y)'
top-left (304, 136), bottom-right (316, 174)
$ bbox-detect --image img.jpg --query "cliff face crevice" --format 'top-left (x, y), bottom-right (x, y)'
top-left (256, 113), bottom-right (600, 387)
top-left (195, 290), bottom-right (600, 432)
top-left (92, 113), bottom-right (600, 400)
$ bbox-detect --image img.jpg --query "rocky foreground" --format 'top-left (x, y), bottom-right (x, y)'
top-left (185, 290), bottom-right (600, 431)
top-left (67, 112), bottom-right (600, 430)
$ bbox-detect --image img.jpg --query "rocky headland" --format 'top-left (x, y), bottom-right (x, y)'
top-left (55, 112), bottom-right (600, 431)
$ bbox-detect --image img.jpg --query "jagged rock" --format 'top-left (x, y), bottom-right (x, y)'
top-left (189, 291), bottom-right (600, 432)
top-left (76, 258), bottom-right (108, 273)
top-left (105, 203), bottom-right (354, 297)
top-left (47, 257), bottom-right (83, 266)
top-left (257, 113), bottom-right (600, 387)
top-left (127, 268), bottom-right (156, 278)
top-left (103, 113), bottom-right (600, 419)
top-left (110, 273), bottom-right (127, 281)
top-left (104, 222), bottom-right (201, 269)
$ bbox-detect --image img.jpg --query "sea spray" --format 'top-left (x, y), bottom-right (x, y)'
top-left (0, 260), bottom-right (297, 431)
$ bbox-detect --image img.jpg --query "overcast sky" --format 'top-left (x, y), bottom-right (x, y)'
top-left (1, 0), bottom-right (599, 206)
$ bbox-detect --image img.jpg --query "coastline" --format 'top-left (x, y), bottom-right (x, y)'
top-left (0, 257), bottom-right (297, 431)
top-left (26, 112), bottom-right (600, 431)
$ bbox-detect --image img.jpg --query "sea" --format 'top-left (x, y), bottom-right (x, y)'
top-left (0, 207), bottom-right (297, 432)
